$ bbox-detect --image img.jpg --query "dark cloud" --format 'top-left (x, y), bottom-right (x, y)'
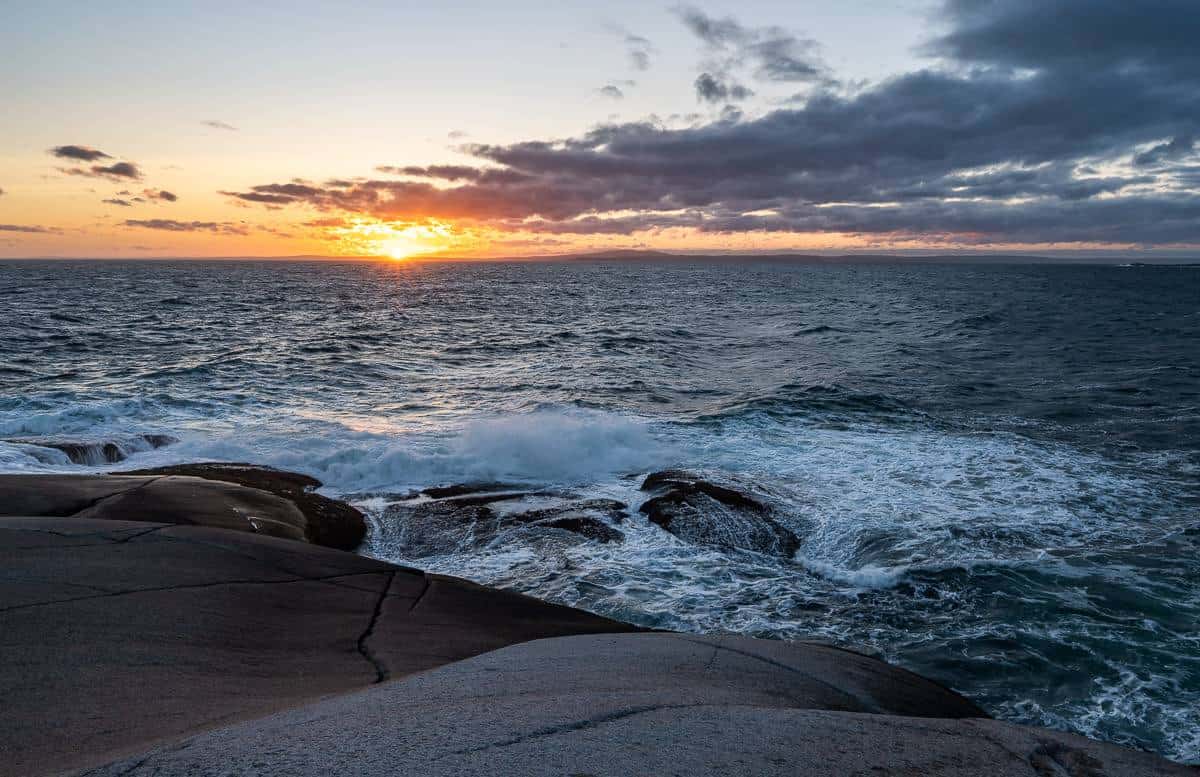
top-left (1134, 135), bottom-right (1195, 167)
top-left (694, 73), bottom-right (753, 103)
top-left (202, 120), bottom-right (239, 131)
top-left (61, 161), bottom-right (143, 181)
top-left (226, 1), bottom-right (1200, 247)
top-left (124, 219), bottom-right (248, 235)
top-left (675, 7), bottom-right (831, 85)
top-left (0, 224), bottom-right (56, 233)
top-left (929, 0), bottom-right (1199, 79)
top-left (144, 189), bottom-right (179, 202)
top-left (50, 145), bottom-right (111, 162)
top-left (102, 198), bottom-right (133, 207)
top-left (597, 84), bottom-right (626, 99)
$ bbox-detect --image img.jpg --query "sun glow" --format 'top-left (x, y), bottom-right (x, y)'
top-left (323, 217), bottom-right (468, 259)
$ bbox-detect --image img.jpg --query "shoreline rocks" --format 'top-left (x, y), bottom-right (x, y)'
top-left (0, 463), bottom-right (367, 550)
top-left (374, 488), bottom-right (628, 558)
top-left (77, 634), bottom-right (1193, 776)
top-left (0, 466), bottom-right (1192, 776)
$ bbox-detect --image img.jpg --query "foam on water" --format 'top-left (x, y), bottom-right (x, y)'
top-left (1, 259), bottom-right (1197, 763)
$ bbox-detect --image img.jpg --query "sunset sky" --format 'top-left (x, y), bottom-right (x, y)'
top-left (2, 0), bottom-right (1197, 259)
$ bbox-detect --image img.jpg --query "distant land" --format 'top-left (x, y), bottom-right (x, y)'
top-left (2, 250), bottom-right (1198, 265)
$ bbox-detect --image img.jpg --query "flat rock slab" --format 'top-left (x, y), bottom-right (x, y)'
top-left (78, 633), bottom-right (1190, 777)
top-left (0, 467), bottom-right (366, 549)
top-left (0, 518), bottom-right (637, 777)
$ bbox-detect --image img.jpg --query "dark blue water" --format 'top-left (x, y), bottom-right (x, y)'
top-left (1, 259), bottom-right (1197, 761)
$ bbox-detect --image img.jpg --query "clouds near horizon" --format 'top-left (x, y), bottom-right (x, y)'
top-left (217, 0), bottom-right (1199, 248)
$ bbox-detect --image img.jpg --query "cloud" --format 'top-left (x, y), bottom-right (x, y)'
top-left (50, 145), bottom-right (111, 162)
top-left (124, 219), bottom-right (248, 235)
top-left (61, 161), bottom-right (143, 181)
top-left (202, 120), bottom-right (238, 131)
top-left (1134, 135), bottom-right (1195, 167)
top-left (675, 6), bottom-right (831, 85)
top-left (597, 84), bottom-right (626, 99)
top-left (102, 198), bottom-right (133, 207)
top-left (144, 189), bottom-right (179, 202)
top-left (0, 224), bottom-right (56, 233)
top-left (226, 1), bottom-right (1200, 247)
top-left (694, 73), bottom-right (753, 103)
top-left (0, 187), bottom-right (4, 196)
top-left (625, 33), bottom-right (654, 71)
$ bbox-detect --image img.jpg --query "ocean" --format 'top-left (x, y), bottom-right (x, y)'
top-left (1, 258), bottom-right (1197, 762)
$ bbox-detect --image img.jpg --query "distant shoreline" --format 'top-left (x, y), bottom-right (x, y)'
top-left (2, 251), bottom-right (1198, 265)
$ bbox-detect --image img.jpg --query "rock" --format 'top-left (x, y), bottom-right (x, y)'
top-left (638, 470), bottom-right (800, 557)
top-left (377, 489), bottom-right (626, 557)
top-left (75, 633), bottom-right (1192, 777)
top-left (420, 482), bottom-right (524, 499)
top-left (0, 465), bottom-right (366, 550)
top-left (120, 463), bottom-right (366, 549)
top-left (0, 517), bottom-right (640, 777)
top-left (3, 434), bottom-right (177, 465)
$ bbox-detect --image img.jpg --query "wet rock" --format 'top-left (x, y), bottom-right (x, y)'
top-left (4, 433), bottom-right (177, 465)
top-left (639, 470), bottom-right (800, 557)
top-left (379, 490), bottom-right (626, 557)
top-left (421, 482), bottom-right (523, 499)
top-left (120, 462), bottom-right (366, 550)
top-left (505, 499), bottom-right (627, 544)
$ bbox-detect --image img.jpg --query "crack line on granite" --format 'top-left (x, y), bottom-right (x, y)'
top-left (408, 573), bottom-right (432, 612)
top-left (69, 476), bottom-right (166, 518)
top-left (357, 569), bottom-right (396, 684)
top-left (673, 636), bottom-right (882, 713)
top-left (431, 703), bottom-right (709, 760)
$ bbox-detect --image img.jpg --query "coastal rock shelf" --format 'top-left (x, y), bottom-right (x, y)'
top-left (81, 634), bottom-right (1192, 777)
top-left (0, 469), bottom-right (1191, 776)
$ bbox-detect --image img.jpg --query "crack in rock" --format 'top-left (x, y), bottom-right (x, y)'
top-left (357, 569), bottom-right (396, 684)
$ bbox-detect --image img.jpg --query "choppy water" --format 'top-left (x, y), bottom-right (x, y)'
top-left (1, 258), bottom-right (1197, 762)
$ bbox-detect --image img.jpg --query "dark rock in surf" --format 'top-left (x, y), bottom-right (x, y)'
top-left (420, 482), bottom-right (524, 499)
top-left (639, 470), bottom-right (800, 557)
top-left (380, 489), bottom-right (626, 557)
top-left (4, 434), bottom-right (177, 465)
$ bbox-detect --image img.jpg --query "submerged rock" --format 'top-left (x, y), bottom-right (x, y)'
top-left (639, 470), bottom-right (800, 557)
top-left (379, 488), bottom-right (626, 557)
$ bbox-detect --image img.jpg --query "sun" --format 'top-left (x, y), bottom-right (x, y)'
top-left (323, 217), bottom-right (466, 259)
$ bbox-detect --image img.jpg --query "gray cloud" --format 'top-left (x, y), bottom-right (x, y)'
top-left (1134, 135), bottom-right (1195, 167)
top-left (624, 32), bottom-right (654, 71)
top-left (224, 1), bottom-right (1200, 247)
top-left (61, 161), bottom-right (143, 181)
top-left (597, 84), bottom-right (626, 99)
top-left (144, 189), bottom-right (179, 202)
top-left (50, 145), bottom-right (111, 162)
top-left (124, 219), bottom-right (248, 235)
top-left (694, 73), bottom-right (753, 103)
top-left (0, 224), bottom-right (56, 233)
top-left (202, 120), bottom-right (239, 131)
top-left (102, 198), bottom-right (133, 207)
top-left (675, 6), bottom-right (831, 85)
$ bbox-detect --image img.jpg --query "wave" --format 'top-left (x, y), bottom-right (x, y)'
top-left (0, 434), bottom-right (178, 467)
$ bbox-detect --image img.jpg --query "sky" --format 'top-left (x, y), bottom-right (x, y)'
top-left (1, 0), bottom-right (1197, 259)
